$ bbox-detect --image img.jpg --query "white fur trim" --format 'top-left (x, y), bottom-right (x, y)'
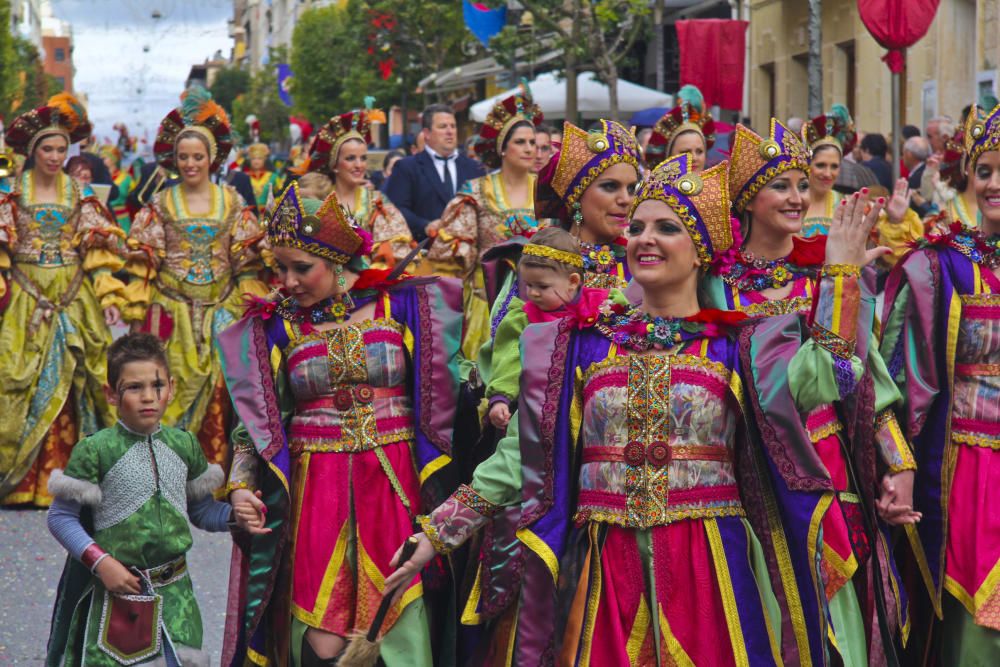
top-left (47, 469), bottom-right (102, 505)
top-left (185, 464), bottom-right (224, 500)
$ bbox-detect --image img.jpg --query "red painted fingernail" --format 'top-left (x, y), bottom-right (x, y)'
top-left (861, 187), bottom-right (869, 194)
top-left (840, 199), bottom-right (847, 206)
top-left (877, 197), bottom-right (886, 204)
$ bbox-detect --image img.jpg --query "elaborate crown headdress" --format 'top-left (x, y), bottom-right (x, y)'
top-left (629, 153), bottom-right (732, 266)
top-left (474, 83), bottom-right (543, 169)
top-left (963, 102), bottom-right (1000, 170)
top-left (153, 86), bottom-right (233, 173)
top-left (247, 143), bottom-right (270, 161)
top-left (266, 181), bottom-right (373, 264)
top-left (5, 92), bottom-right (93, 156)
top-left (728, 119), bottom-right (810, 214)
top-left (305, 99), bottom-right (386, 176)
top-left (535, 119), bottom-right (641, 223)
top-left (644, 102), bottom-right (717, 168)
top-left (801, 104), bottom-right (857, 155)
top-left (96, 143), bottom-right (122, 167)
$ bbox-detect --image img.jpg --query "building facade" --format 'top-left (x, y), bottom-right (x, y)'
top-left (230, 0), bottom-right (345, 70)
top-left (10, 0), bottom-right (44, 48)
top-left (40, 0), bottom-right (72, 93)
top-left (747, 0), bottom-right (998, 135)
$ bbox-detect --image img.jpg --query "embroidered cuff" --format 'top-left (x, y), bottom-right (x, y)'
top-left (820, 264), bottom-right (862, 278)
top-left (811, 273), bottom-right (860, 356)
top-left (419, 485), bottom-right (497, 555)
top-left (811, 322), bottom-right (856, 360)
top-left (81, 543), bottom-right (109, 573)
top-left (875, 410), bottom-right (917, 473)
top-left (454, 484), bottom-right (503, 518)
top-left (225, 480), bottom-right (255, 495)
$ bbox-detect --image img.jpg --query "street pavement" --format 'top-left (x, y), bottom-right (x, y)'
top-left (0, 508), bottom-right (232, 665)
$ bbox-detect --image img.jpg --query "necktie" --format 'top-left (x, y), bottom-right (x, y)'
top-left (435, 154), bottom-right (454, 197)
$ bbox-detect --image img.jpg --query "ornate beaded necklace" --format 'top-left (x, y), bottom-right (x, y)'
top-left (720, 249), bottom-right (815, 291)
top-left (596, 304), bottom-right (707, 352)
top-left (273, 293), bottom-right (358, 325)
top-left (580, 241), bottom-right (625, 275)
top-left (934, 225), bottom-right (1000, 268)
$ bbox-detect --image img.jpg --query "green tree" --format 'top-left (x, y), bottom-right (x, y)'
top-left (232, 48), bottom-right (289, 145)
top-left (10, 36), bottom-right (51, 114)
top-left (487, 0), bottom-right (650, 121)
top-left (0, 0), bottom-right (16, 119)
top-left (366, 0), bottom-right (468, 101)
top-left (290, 0), bottom-right (469, 125)
top-left (210, 65), bottom-right (250, 117)
top-left (290, 1), bottom-right (395, 125)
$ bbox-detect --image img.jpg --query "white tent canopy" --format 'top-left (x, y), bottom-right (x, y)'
top-left (470, 71), bottom-right (673, 122)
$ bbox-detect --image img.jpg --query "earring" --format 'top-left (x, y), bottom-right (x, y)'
top-left (335, 263), bottom-right (346, 291)
top-left (572, 201), bottom-right (583, 230)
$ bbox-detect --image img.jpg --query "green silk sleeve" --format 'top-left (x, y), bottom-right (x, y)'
top-left (484, 299), bottom-right (529, 405)
top-left (420, 412), bottom-right (524, 554)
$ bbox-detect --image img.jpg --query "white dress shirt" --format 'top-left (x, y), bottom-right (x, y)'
top-left (426, 146), bottom-right (459, 189)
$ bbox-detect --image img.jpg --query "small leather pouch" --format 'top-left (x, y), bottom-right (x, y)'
top-left (97, 589), bottom-right (163, 664)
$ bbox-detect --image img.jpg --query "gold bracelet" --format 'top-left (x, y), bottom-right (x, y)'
top-left (821, 263), bottom-right (862, 278)
top-left (418, 514), bottom-right (452, 554)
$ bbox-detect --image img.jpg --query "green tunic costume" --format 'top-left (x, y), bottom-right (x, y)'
top-left (46, 423), bottom-right (225, 667)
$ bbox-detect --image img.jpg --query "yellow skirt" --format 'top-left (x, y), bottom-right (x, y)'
top-left (462, 267), bottom-right (490, 362)
top-left (151, 273), bottom-right (268, 464)
top-left (0, 263), bottom-right (114, 505)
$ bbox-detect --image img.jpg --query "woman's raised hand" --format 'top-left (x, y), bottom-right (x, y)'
top-left (824, 189), bottom-right (891, 267)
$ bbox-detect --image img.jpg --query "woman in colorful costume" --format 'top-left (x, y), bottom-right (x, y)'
top-left (0, 93), bottom-right (125, 507)
top-left (643, 100), bottom-right (716, 173)
top-left (713, 120), bottom-right (915, 664)
top-left (98, 144), bottom-right (134, 232)
top-left (245, 142), bottom-right (282, 216)
top-left (481, 119), bottom-right (640, 346)
top-left (880, 103), bottom-right (1000, 663)
top-left (425, 87), bottom-right (543, 360)
top-left (122, 88), bottom-right (269, 465)
top-left (800, 106), bottom-right (853, 238)
top-left (218, 183), bottom-right (464, 666)
top-left (303, 106), bottom-right (412, 269)
top-left (388, 152), bottom-right (896, 664)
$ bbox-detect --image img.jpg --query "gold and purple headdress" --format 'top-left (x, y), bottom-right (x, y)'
top-left (629, 153), bottom-right (732, 266)
top-left (963, 103), bottom-right (1000, 169)
top-left (266, 181), bottom-right (373, 264)
top-left (6, 92), bottom-right (92, 156)
top-left (535, 119), bottom-right (640, 223)
top-left (728, 119), bottom-right (810, 214)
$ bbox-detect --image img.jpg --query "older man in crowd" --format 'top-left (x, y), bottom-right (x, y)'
top-left (902, 135), bottom-right (933, 216)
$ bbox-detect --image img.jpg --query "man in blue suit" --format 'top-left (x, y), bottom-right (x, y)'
top-left (384, 103), bottom-right (486, 240)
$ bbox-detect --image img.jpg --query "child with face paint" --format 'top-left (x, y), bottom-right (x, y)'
top-left (44, 333), bottom-right (269, 667)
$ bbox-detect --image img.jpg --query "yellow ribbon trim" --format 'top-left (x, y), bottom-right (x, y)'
top-left (705, 519), bottom-right (751, 667)
top-left (516, 527), bottom-right (559, 585)
top-left (418, 453), bottom-right (451, 484)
